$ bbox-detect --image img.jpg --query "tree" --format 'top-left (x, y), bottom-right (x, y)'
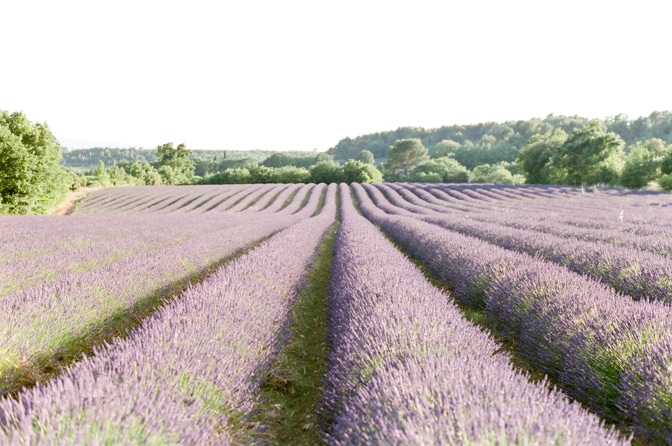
top-left (430, 139), bottom-right (461, 159)
top-left (309, 160), bottom-right (343, 184)
top-left (413, 157), bottom-right (469, 183)
top-left (660, 147), bottom-right (672, 175)
top-left (355, 149), bottom-right (375, 165)
top-left (128, 160), bottom-right (162, 185)
top-left (620, 143), bottom-right (656, 189)
top-left (517, 129), bottom-right (568, 184)
top-left (470, 163), bottom-right (523, 184)
top-left (92, 160), bottom-right (112, 187)
top-left (547, 121), bottom-right (624, 186)
top-left (155, 142), bottom-right (195, 185)
top-left (384, 138), bottom-right (429, 178)
top-left (201, 168), bottom-right (251, 184)
top-left (342, 160), bottom-right (383, 183)
top-left (658, 174), bottom-right (672, 191)
top-left (273, 166), bottom-right (311, 183)
top-left (0, 110), bottom-right (71, 214)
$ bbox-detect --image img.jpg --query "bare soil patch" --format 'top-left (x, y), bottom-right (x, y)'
top-left (50, 187), bottom-right (100, 215)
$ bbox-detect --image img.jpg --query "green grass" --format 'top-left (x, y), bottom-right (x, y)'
top-left (245, 222), bottom-right (338, 445)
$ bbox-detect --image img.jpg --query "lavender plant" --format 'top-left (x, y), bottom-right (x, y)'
top-left (353, 182), bottom-right (672, 443)
top-left (321, 183), bottom-right (625, 445)
top-left (368, 183), bottom-right (672, 305)
top-left (0, 185), bottom-right (337, 444)
top-left (0, 184), bottom-right (324, 396)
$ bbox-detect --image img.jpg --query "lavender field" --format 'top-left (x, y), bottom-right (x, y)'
top-left (2, 182), bottom-right (672, 444)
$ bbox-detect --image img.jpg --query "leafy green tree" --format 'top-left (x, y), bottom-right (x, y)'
top-left (641, 138), bottom-right (667, 157)
top-left (249, 166), bottom-right (276, 183)
top-left (108, 164), bottom-right (144, 186)
top-left (309, 160), bottom-right (343, 184)
top-left (517, 129), bottom-right (568, 184)
top-left (547, 121), bottom-right (624, 186)
top-left (430, 139), bottom-right (461, 159)
top-left (342, 160), bottom-right (383, 183)
top-left (658, 174), bottom-right (672, 191)
top-left (660, 147), bottom-right (672, 175)
top-left (92, 160), bottom-right (112, 187)
top-left (384, 138), bottom-right (429, 178)
top-left (127, 160), bottom-right (162, 185)
top-left (470, 163), bottom-right (525, 184)
top-left (201, 168), bottom-right (252, 184)
top-left (0, 110), bottom-right (71, 214)
top-left (620, 143), bottom-right (657, 189)
top-left (156, 142), bottom-right (195, 185)
top-left (355, 150), bottom-right (375, 165)
top-left (273, 166), bottom-right (311, 183)
top-left (413, 157), bottom-right (469, 183)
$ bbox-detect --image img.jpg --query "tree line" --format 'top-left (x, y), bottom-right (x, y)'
top-left (4, 109), bottom-right (672, 215)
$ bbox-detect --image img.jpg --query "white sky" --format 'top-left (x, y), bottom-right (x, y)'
top-left (2, 0), bottom-right (670, 151)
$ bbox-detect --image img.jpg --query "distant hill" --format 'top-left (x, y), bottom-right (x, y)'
top-left (326, 111), bottom-right (672, 164)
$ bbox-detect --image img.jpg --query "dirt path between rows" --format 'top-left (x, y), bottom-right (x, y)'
top-left (50, 187), bottom-right (100, 215)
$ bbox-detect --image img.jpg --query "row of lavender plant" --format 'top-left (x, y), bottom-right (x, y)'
top-left (353, 182), bottom-right (672, 443)
top-left (0, 184), bottom-right (326, 395)
top-left (418, 183), bottom-right (672, 234)
top-left (77, 184), bottom-right (256, 214)
top-left (0, 184), bottom-right (338, 444)
top-left (0, 184), bottom-right (318, 294)
top-left (320, 184), bottom-right (625, 445)
top-left (412, 183), bottom-right (672, 233)
top-left (0, 184), bottom-right (277, 260)
top-left (394, 183), bottom-right (672, 257)
top-left (367, 183), bottom-right (672, 305)
top-left (0, 213), bottom-right (263, 295)
top-left (435, 183), bottom-right (672, 234)
top-left (77, 183), bottom-right (306, 215)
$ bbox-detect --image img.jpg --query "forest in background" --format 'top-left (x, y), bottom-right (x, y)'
top-left (61, 110), bottom-right (672, 191)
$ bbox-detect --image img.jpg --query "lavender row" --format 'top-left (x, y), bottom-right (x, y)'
top-left (75, 184), bottom-right (245, 214)
top-left (353, 183), bottom-right (672, 443)
top-left (0, 184), bottom-right (320, 295)
top-left (76, 183), bottom-right (307, 215)
top-left (368, 183), bottom-right (672, 305)
top-left (0, 213), bottom-right (266, 295)
top-left (320, 184), bottom-right (624, 445)
top-left (0, 185), bottom-right (326, 393)
top-left (396, 182), bottom-right (672, 250)
top-left (404, 183), bottom-right (672, 237)
top-left (0, 184), bottom-right (337, 444)
top-left (0, 184), bottom-right (272, 260)
top-left (416, 183), bottom-right (672, 233)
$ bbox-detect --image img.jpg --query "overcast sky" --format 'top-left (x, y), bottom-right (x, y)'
top-left (2, 1), bottom-right (670, 151)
